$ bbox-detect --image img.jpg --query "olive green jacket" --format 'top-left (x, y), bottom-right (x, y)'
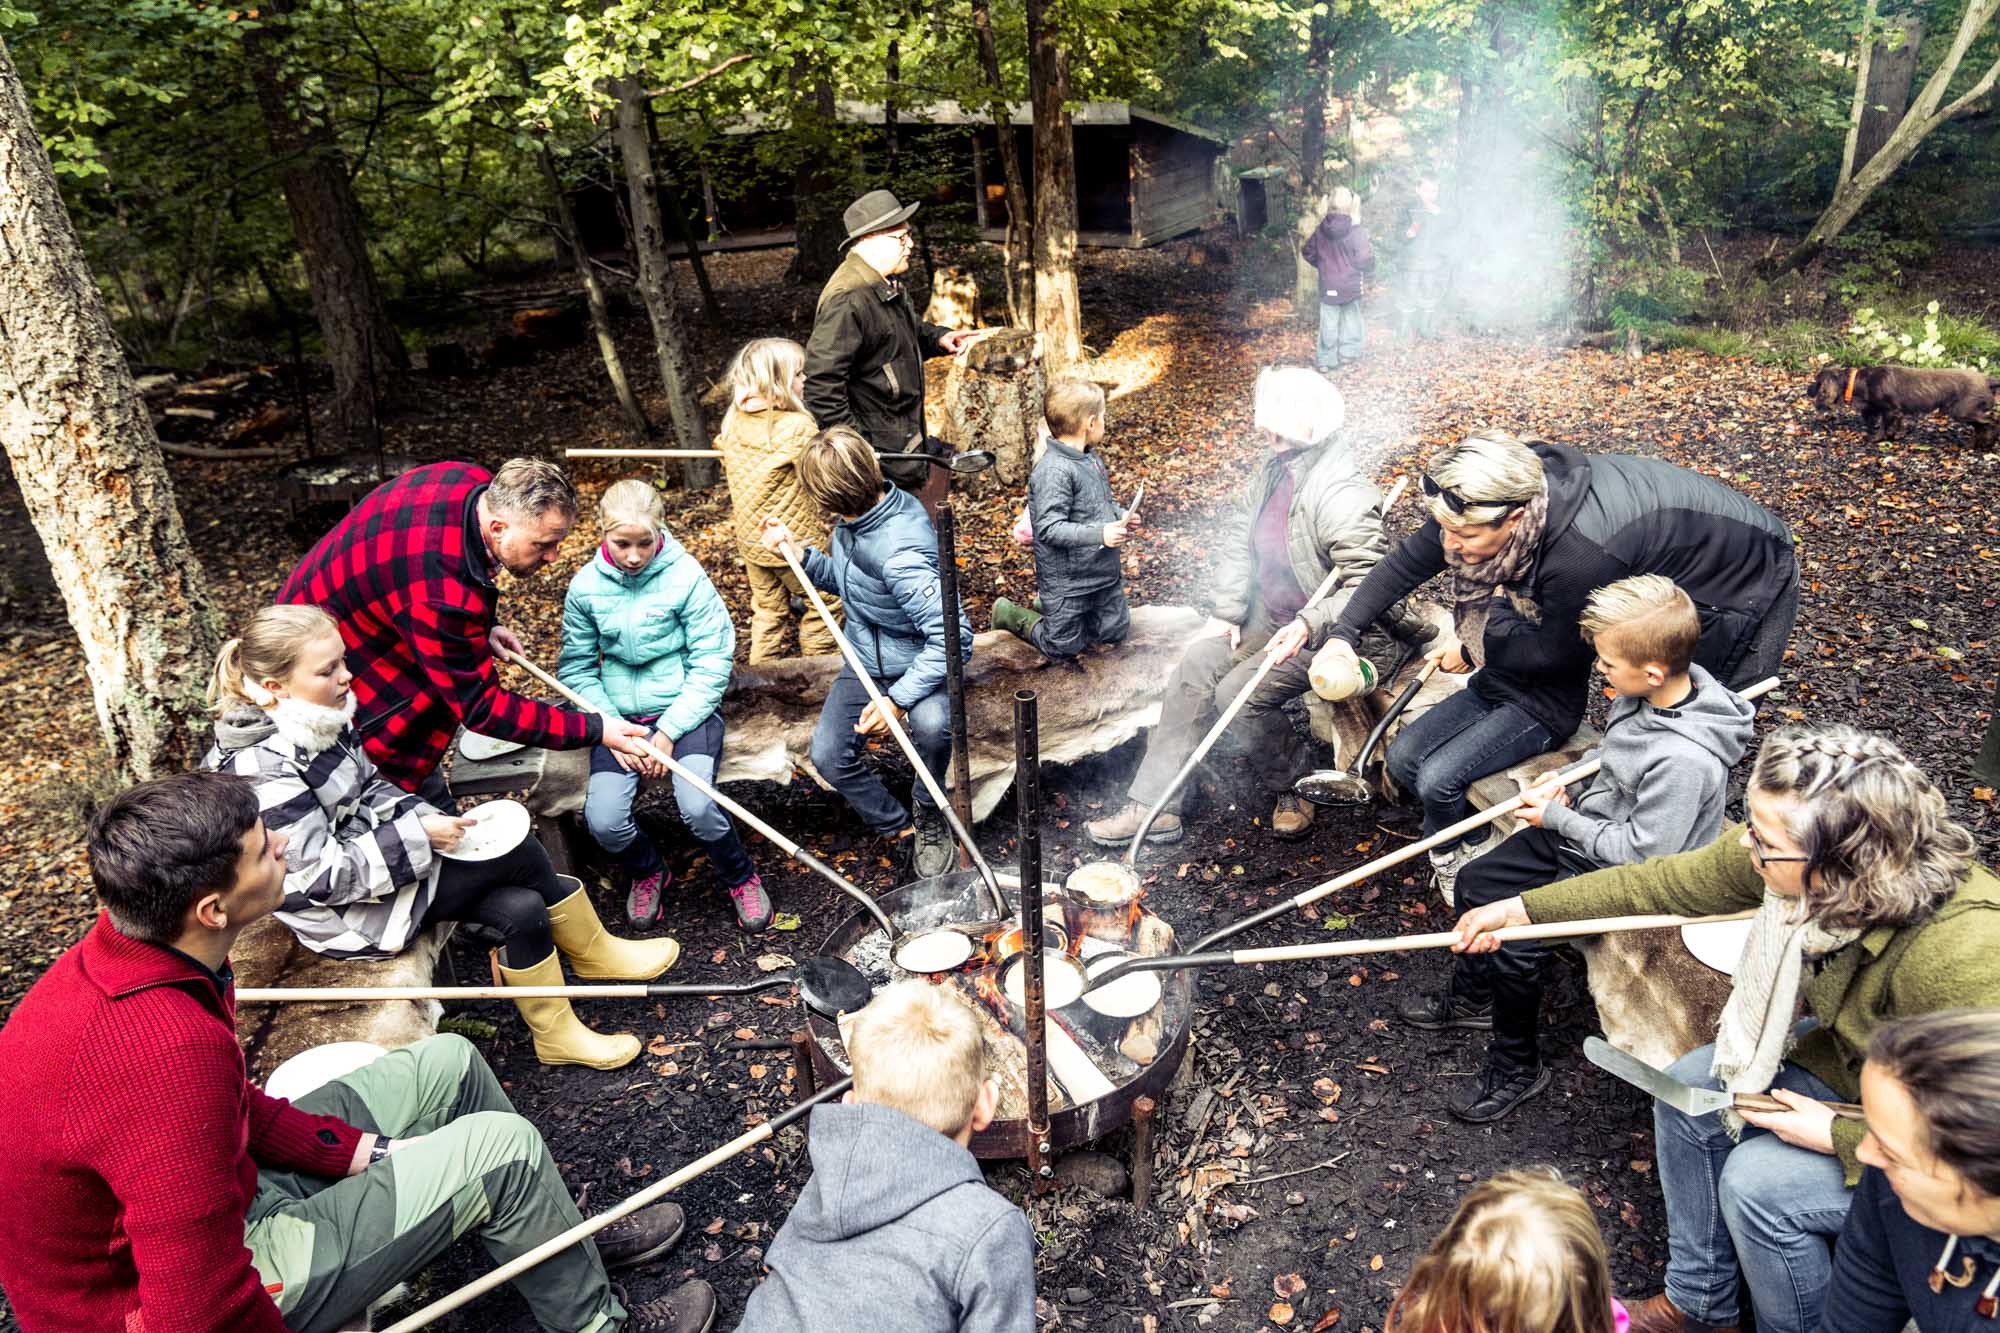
top-left (1523, 830), bottom-right (2000, 1180)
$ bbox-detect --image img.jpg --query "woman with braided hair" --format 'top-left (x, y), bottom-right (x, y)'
top-left (1455, 724), bottom-right (2000, 1333)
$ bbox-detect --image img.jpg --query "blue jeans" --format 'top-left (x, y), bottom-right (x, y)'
top-left (1384, 685), bottom-right (1553, 851)
top-left (811, 666), bottom-right (950, 836)
top-left (585, 710), bottom-right (754, 887)
top-left (1317, 299), bottom-right (1365, 369)
top-left (1656, 1040), bottom-right (1853, 1332)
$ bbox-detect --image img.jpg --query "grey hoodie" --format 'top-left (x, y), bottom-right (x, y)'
top-left (735, 1103), bottom-right (1035, 1333)
top-left (1539, 663), bottom-right (1755, 867)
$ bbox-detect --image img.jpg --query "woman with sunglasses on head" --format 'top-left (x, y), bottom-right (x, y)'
top-left (1454, 724), bottom-right (2000, 1333)
top-left (1308, 431), bottom-right (1796, 898)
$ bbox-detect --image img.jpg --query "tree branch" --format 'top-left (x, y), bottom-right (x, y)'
top-left (641, 53), bottom-right (754, 100)
top-left (1936, 51), bottom-right (2000, 121)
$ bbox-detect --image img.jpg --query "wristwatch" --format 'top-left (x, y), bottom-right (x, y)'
top-left (368, 1136), bottom-right (394, 1166)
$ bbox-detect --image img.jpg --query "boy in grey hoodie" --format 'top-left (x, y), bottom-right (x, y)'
top-left (735, 980), bottom-right (1035, 1333)
top-left (1398, 574), bottom-right (1757, 1124)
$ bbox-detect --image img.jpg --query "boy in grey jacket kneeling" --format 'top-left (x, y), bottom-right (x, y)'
top-left (736, 980), bottom-right (1035, 1333)
top-left (992, 378), bottom-right (1134, 658)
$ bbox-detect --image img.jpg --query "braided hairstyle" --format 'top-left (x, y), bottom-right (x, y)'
top-left (1749, 724), bottom-right (1975, 930)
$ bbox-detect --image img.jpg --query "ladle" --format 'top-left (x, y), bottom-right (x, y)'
top-left (775, 543), bottom-right (1010, 918)
top-left (1119, 474), bottom-right (1411, 862)
top-left (1080, 910), bottom-right (1758, 995)
top-left (565, 447), bottom-right (996, 476)
top-left (497, 649), bottom-right (898, 941)
top-left (235, 955), bottom-right (876, 1019)
top-left (1188, 674), bottom-right (1782, 954)
top-left (1294, 657), bottom-right (1442, 806)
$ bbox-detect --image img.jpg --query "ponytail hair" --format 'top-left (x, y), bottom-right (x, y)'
top-left (208, 605), bottom-right (340, 714)
top-left (598, 479), bottom-right (667, 540)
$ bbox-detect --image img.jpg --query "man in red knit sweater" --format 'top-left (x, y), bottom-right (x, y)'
top-left (0, 772), bottom-right (714, 1333)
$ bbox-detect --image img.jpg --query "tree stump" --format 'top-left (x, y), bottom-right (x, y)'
top-left (923, 266), bottom-right (982, 331)
top-left (942, 328), bottom-right (1043, 486)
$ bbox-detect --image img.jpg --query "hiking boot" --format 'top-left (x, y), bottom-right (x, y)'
top-left (620, 1279), bottom-right (718, 1333)
top-left (595, 1202), bottom-right (686, 1270)
top-left (910, 804), bottom-right (957, 879)
top-left (1271, 792), bottom-right (1314, 840)
top-left (1447, 1058), bottom-right (1551, 1124)
top-left (727, 872), bottom-right (774, 933)
top-left (1085, 801), bottom-right (1183, 848)
top-left (1626, 1292), bottom-right (1740, 1333)
top-left (626, 868), bottom-right (669, 928)
top-left (1398, 986), bottom-right (1494, 1031)
top-left (990, 596), bottom-right (1043, 642)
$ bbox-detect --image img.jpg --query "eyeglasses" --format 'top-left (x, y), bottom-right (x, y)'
top-left (1747, 825), bottom-right (1810, 868)
top-left (1421, 473), bottom-right (1524, 517)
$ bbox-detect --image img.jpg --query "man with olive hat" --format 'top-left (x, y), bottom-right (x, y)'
top-left (805, 189), bottom-right (973, 511)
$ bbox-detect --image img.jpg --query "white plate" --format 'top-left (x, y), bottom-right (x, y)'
top-left (459, 731), bottom-right (527, 762)
top-left (440, 799), bottom-right (532, 862)
top-left (265, 1042), bottom-right (386, 1102)
top-left (1682, 918), bottom-right (1755, 976)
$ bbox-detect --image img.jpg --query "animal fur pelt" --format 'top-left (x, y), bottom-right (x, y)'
top-left (1808, 364), bottom-right (1997, 446)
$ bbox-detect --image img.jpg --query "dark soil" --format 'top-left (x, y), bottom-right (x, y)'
top-left (2, 235), bottom-right (1996, 1333)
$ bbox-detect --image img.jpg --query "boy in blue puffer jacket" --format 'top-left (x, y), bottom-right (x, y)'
top-left (560, 480), bottom-right (772, 932)
top-left (759, 427), bottom-right (975, 879)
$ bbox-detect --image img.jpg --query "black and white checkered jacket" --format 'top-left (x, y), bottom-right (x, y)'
top-left (204, 705), bottom-right (441, 959)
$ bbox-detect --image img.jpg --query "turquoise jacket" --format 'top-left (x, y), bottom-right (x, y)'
top-left (558, 535), bottom-right (736, 740)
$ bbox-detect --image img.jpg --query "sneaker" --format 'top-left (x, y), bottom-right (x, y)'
top-left (626, 868), bottom-right (669, 927)
top-left (596, 1202), bottom-right (686, 1270)
top-left (727, 873), bottom-right (774, 933)
top-left (1429, 845), bottom-right (1468, 907)
top-left (1398, 987), bottom-right (1494, 1031)
top-left (620, 1279), bottom-right (718, 1333)
top-left (1270, 792), bottom-right (1314, 840)
top-left (1447, 1059), bottom-right (1551, 1124)
top-left (1085, 801), bottom-right (1183, 848)
top-left (910, 805), bottom-right (957, 879)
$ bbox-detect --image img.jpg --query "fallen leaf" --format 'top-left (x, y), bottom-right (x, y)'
top-left (645, 1034), bottom-right (670, 1056)
top-left (755, 952), bottom-right (795, 972)
top-left (1369, 1254), bottom-right (1384, 1272)
top-left (771, 912), bottom-right (804, 931)
top-left (1269, 1302), bottom-right (1295, 1325)
top-left (1274, 1273), bottom-right (1307, 1298)
top-left (1311, 1309), bottom-right (1342, 1331)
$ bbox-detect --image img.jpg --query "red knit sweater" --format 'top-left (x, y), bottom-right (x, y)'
top-left (0, 915), bottom-right (366, 1331)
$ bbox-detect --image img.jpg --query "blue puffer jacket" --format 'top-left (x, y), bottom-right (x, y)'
top-left (558, 534), bottom-right (736, 740)
top-left (797, 485), bottom-right (974, 709)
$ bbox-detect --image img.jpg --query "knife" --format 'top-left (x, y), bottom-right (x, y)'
top-left (1126, 482), bottom-right (1144, 516)
top-left (1583, 1037), bottom-right (1864, 1120)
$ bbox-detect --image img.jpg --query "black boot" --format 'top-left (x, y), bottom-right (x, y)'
top-left (1398, 959), bottom-right (1494, 1030)
top-left (1449, 965), bottom-right (1547, 1122)
top-left (1448, 1054), bottom-right (1551, 1123)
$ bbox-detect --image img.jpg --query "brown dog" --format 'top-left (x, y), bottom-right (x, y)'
top-left (1808, 365), bottom-right (1998, 446)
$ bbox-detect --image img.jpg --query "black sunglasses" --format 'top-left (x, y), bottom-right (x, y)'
top-left (1421, 473), bottom-right (1525, 518)
top-left (1747, 825), bottom-right (1810, 868)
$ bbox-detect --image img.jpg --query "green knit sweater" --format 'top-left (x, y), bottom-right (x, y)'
top-left (1523, 829), bottom-right (2000, 1179)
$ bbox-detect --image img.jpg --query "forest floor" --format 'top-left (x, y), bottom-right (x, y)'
top-left (1, 235), bottom-right (1996, 1333)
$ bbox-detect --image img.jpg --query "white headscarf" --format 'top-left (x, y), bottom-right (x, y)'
top-left (1253, 367), bottom-right (1345, 447)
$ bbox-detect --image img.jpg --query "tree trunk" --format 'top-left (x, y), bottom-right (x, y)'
top-left (971, 0), bottom-right (1034, 328)
top-left (246, 0), bottom-right (404, 444)
top-left (0, 40), bottom-right (225, 779)
top-left (1773, 0), bottom-right (1999, 274)
top-left (1025, 0), bottom-right (1083, 373)
top-left (786, 65), bottom-right (846, 286)
top-left (1292, 5), bottom-right (1338, 319)
top-left (537, 143), bottom-right (650, 439)
top-left (1838, 0), bottom-right (1881, 184)
top-left (612, 81), bottom-right (716, 490)
top-left (642, 101), bottom-right (721, 324)
top-left (1852, 16), bottom-right (1926, 177)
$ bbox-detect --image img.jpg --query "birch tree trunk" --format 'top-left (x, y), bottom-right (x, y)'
top-left (971, 0), bottom-right (1034, 329)
top-left (1025, 0), bottom-right (1083, 374)
top-left (612, 81), bottom-right (716, 490)
top-left (0, 39), bottom-right (224, 779)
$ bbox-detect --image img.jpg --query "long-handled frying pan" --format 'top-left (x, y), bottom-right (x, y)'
top-left (1080, 910), bottom-right (1758, 995)
top-left (497, 649), bottom-right (898, 942)
top-left (774, 543), bottom-right (1010, 919)
top-left (1116, 474), bottom-right (1414, 862)
top-left (1294, 656), bottom-right (1442, 806)
top-left (379, 1075), bottom-right (856, 1333)
top-left (1184, 674), bottom-right (1783, 954)
top-left (235, 955), bottom-right (875, 1018)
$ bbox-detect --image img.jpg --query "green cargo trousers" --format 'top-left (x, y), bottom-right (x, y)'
top-left (245, 1033), bottom-right (624, 1333)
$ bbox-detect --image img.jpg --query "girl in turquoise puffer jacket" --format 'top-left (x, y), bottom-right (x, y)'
top-left (559, 480), bottom-right (772, 932)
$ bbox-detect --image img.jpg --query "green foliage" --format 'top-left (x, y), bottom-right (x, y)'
top-left (1846, 301), bottom-right (1997, 372)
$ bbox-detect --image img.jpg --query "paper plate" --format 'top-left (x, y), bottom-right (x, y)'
top-left (441, 799), bottom-right (532, 862)
top-left (459, 731), bottom-right (527, 762)
top-left (265, 1042), bottom-right (387, 1103)
top-left (1682, 918), bottom-right (1755, 976)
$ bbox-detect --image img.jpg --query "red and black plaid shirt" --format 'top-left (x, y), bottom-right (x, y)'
top-left (278, 461), bottom-right (599, 790)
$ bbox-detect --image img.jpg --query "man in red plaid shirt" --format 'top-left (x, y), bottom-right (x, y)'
top-left (280, 458), bottom-right (653, 793)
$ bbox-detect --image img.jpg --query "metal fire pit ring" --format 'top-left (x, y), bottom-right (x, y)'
top-left (805, 869), bottom-right (1194, 1161)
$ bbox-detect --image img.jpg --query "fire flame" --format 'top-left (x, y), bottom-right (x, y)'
top-left (969, 967), bottom-right (1012, 1025)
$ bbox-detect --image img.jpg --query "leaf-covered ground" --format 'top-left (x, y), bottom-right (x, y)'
top-left (1, 239), bottom-right (1994, 1332)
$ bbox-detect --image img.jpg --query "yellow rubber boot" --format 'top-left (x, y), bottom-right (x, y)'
top-left (496, 949), bottom-right (641, 1070)
top-left (548, 877), bottom-right (680, 981)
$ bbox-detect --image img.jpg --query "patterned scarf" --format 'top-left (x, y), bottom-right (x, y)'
top-left (1709, 888), bottom-right (1861, 1137)
top-left (1441, 486), bottom-right (1549, 668)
